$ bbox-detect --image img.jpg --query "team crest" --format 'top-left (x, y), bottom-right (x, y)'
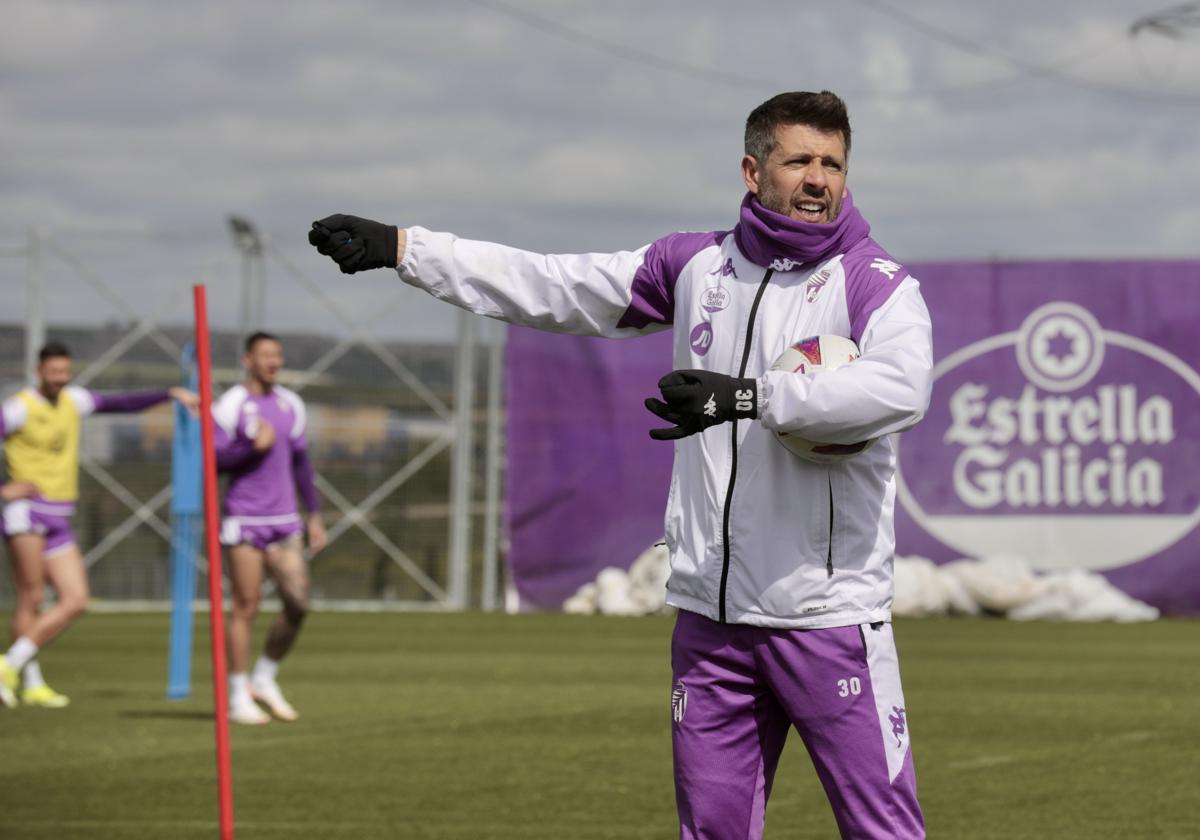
top-left (671, 681), bottom-right (688, 722)
top-left (806, 269), bottom-right (832, 303)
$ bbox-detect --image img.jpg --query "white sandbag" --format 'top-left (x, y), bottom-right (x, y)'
top-left (940, 555), bottom-right (1048, 613)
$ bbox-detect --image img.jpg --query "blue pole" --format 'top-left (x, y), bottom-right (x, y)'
top-left (167, 343), bottom-right (201, 700)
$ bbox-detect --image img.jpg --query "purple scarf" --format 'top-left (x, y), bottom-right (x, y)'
top-left (733, 191), bottom-right (871, 271)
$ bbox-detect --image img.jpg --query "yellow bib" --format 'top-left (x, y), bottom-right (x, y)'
top-left (4, 388), bottom-right (85, 501)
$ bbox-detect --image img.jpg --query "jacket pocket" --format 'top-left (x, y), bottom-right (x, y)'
top-left (824, 471), bottom-right (835, 577)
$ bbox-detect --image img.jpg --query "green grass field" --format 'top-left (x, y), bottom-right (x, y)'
top-left (1, 612), bottom-right (1196, 839)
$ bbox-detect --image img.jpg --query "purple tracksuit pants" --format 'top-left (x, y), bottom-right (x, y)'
top-left (671, 609), bottom-right (924, 839)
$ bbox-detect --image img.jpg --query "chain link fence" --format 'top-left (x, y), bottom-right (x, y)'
top-left (0, 224), bottom-right (506, 611)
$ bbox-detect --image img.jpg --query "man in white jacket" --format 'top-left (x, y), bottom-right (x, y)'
top-left (309, 90), bottom-right (932, 840)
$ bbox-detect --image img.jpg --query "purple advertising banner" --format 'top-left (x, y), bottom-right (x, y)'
top-left (504, 327), bottom-right (674, 609)
top-left (505, 260), bottom-right (1200, 613)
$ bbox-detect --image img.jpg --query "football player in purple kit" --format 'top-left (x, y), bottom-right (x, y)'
top-left (0, 341), bottom-right (199, 708)
top-left (213, 332), bottom-right (326, 725)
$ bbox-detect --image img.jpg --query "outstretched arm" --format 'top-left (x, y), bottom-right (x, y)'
top-left (87, 386), bottom-right (199, 415)
top-left (309, 214), bottom-right (691, 338)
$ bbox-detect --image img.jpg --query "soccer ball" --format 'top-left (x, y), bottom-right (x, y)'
top-left (769, 335), bottom-right (878, 463)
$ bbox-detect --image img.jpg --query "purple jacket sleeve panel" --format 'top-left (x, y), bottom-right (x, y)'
top-left (291, 448), bottom-right (319, 514)
top-left (615, 230), bottom-right (729, 330)
top-left (842, 239), bottom-right (909, 346)
top-left (92, 389), bottom-right (171, 414)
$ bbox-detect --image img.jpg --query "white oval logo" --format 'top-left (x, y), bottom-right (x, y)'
top-left (700, 287), bottom-right (730, 313)
top-left (896, 302), bottom-right (1200, 571)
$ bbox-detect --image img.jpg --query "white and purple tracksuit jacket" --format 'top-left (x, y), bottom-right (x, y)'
top-left (397, 192), bottom-right (933, 630)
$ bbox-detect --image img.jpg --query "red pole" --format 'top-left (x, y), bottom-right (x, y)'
top-left (194, 285), bottom-right (235, 840)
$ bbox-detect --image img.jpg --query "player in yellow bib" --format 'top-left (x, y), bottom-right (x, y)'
top-left (0, 341), bottom-right (198, 708)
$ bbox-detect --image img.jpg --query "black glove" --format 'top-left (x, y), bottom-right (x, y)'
top-left (645, 370), bottom-right (757, 441)
top-left (309, 214), bottom-right (399, 274)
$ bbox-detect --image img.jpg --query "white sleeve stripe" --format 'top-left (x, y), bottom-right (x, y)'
top-left (1, 397), bottom-right (28, 435)
top-left (211, 386), bottom-right (246, 438)
top-left (65, 385), bottom-right (97, 417)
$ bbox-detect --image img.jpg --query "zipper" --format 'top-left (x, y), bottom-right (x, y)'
top-left (718, 268), bottom-right (774, 623)
top-left (826, 472), bottom-right (834, 578)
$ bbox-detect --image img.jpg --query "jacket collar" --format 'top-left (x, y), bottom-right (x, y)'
top-left (733, 191), bottom-right (871, 271)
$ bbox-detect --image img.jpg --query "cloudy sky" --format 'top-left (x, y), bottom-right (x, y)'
top-left (2, 0), bottom-right (1198, 341)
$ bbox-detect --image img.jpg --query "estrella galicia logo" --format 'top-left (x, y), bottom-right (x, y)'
top-left (690, 322), bottom-right (713, 356)
top-left (896, 301), bottom-right (1200, 572)
top-left (888, 706), bottom-right (907, 747)
top-left (700, 287), bottom-right (731, 313)
top-left (671, 681), bottom-right (688, 723)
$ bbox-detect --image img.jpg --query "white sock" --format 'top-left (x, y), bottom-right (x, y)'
top-left (229, 672), bottom-right (251, 705)
top-left (5, 637), bottom-right (38, 671)
top-left (252, 656), bottom-right (280, 685)
top-left (22, 660), bottom-right (46, 690)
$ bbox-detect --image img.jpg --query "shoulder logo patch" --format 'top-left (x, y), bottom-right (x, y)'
top-left (869, 258), bottom-right (902, 280)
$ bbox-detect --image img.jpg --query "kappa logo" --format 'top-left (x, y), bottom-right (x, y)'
top-left (806, 269), bottom-right (832, 303)
top-left (709, 258), bottom-right (737, 279)
top-left (703, 393), bottom-right (717, 417)
top-left (671, 681), bottom-right (688, 723)
top-left (769, 257), bottom-right (804, 272)
top-left (870, 258), bottom-right (902, 279)
top-left (888, 706), bottom-right (907, 747)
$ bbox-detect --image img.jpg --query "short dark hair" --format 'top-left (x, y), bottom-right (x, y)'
top-left (38, 341), bottom-right (72, 363)
top-left (244, 331), bottom-right (281, 353)
top-left (744, 91), bottom-right (851, 163)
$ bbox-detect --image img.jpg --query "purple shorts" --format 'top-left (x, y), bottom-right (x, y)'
top-left (1, 499), bottom-right (78, 556)
top-left (671, 609), bottom-right (924, 839)
top-left (220, 515), bottom-right (303, 551)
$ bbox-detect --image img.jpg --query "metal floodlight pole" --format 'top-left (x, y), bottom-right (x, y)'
top-left (480, 321), bottom-right (506, 612)
top-left (447, 309), bottom-right (477, 609)
top-left (227, 215), bottom-right (264, 345)
top-left (25, 227), bottom-right (46, 383)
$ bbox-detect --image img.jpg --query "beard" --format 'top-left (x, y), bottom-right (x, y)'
top-left (756, 179), bottom-right (842, 224)
top-left (755, 178), bottom-right (791, 217)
